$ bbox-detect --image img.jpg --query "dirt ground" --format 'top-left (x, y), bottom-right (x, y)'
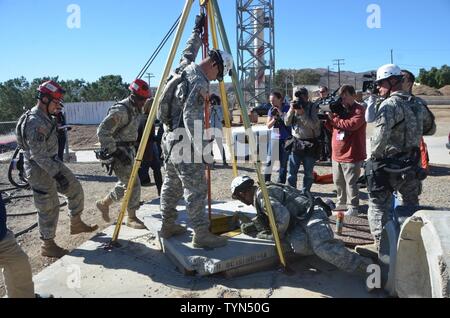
top-left (67, 106), bottom-right (449, 151)
top-left (1, 159), bottom-right (449, 297)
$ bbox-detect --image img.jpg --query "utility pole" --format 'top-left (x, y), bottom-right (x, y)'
top-left (285, 76), bottom-right (288, 99)
top-left (146, 72), bottom-right (155, 88)
top-left (333, 59), bottom-right (345, 87)
top-left (327, 66), bottom-right (330, 89)
top-left (390, 49), bottom-right (394, 64)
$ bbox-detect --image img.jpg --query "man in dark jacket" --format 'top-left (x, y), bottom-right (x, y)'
top-left (137, 98), bottom-right (163, 196)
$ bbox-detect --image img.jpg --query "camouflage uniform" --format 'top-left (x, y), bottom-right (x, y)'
top-left (17, 106), bottom-right (84, 240)
top-left (368, 91), bottom-right (422, 245)
top-left (395, 94), bottom-right (436, 205)
top-left (0, 231), bottom-right (35, 298)
top-left (254, 184), bottom-right (369, 273)
top-left (160, 31), bottom-right (211, 232)
top-left (97, 97), bottom-right (141, 211)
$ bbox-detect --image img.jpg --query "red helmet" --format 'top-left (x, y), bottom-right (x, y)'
top-left (37, 80), bottom-right (66, 101)
top-left (129, 79), bottom-right (151, 99)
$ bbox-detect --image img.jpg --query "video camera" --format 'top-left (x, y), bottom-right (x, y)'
top-left (316, 90), bottom-right (347, 119)
top-left (363, 72), bottom-right (379, 95)
top-left (270, 106), bottom-right (284, 126)
top-left (292, 90), bottom-right (307, 110)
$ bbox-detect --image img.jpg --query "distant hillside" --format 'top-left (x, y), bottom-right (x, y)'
top-left (303, 68), bottom-right (375, 91)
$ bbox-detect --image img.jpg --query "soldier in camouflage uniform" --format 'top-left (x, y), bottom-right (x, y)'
top-left (231, 176), bottom-right (373, 275)
top-left (396, 69), bottom-right (437, 205)
top-left (15, 81), bottom-right (98, 258)
top-left (95, 79), bottom-right (151, 230)
top-left (158, 15), bottom-right (233, 249)
top-left (356, 65), bottom-right (423, 257)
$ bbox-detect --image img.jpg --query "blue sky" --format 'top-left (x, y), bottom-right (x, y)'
top-left (0, 0), bottom-right (449, 85)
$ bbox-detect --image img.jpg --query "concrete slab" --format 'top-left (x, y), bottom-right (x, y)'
top-left (140, 199), bottom-right (280, 276)
top-left (424, 136), bottom-right (449, 165)
top-left (73, 150), bottom-right (99, 163)
top-left (396, 210), bottom-right (450, 298)
top-left (31, 209), bottom-right (381, 298)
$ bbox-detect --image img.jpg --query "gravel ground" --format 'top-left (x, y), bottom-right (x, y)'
top-left (1, 159), bottom-right (449, 297)
top-left (0, 107), bottom-right (449, 297)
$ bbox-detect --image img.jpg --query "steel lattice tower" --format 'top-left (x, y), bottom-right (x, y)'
top-left (236, 0), bottom-right (275, 108)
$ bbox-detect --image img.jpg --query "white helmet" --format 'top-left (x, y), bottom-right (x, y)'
top-left (209, 49), bottom-right (233, 82)
top-left (376, 64), bottom-right (403, 83)
top-left (231, 176), bottom-right (254, 199)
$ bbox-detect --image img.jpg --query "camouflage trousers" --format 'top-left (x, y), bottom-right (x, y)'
top-left (26, 161), bottom-right (84, 240)
top-left (109, 159), bottom-right (141, 212)
top-left (368, 176), bottom-right (421, 247)
top-left (0, 230), bottom-right (34, 298)
top-left (287, 208), bottom-right (367, 273)
top-left (396, 178), bottom-right (422, 206)
top-left (160, 141), bottom-right (209, 231)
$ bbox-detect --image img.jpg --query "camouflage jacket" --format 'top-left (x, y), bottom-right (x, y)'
top-left (253, 183), bottom-right (314, 237)
top-left (414, 95), bottom-right (436, 136)
top-left (370, 91), bottom-right (422, 159)
top-left (165, 31), bottom-right (210, 159)
top-left (97, 97), bottom-right (141, 154)
top-left (16, 106), bottom-right (61, 177)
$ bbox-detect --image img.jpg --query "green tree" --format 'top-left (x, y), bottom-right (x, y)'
top-left (274, 69), bottom-right (321, 97)
top-left (437, 65), bottom-right (450, 88)
top-left (418, 65), bottom-right (450, 88)
top-left (60, 79), bottom-right (86, 102)
top-left (0, 77), bottom-right (30, 121)
top-left (81, 75), bottom-right (128, 101)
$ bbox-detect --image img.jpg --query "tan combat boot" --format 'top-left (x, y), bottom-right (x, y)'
top-left (70, 214), bottom-right (98, 235)
top-left (96, 195), bottom-right (113, 222)
top-left (355, 243), bottom-right (379, 260)
top-left (126, 210), bottom-right (147, 230)
top-left (159, 222), bottom-right (187, 239)
top-left (41, 239), bottom-right (69, 258)
top-left (192, 228), bottom-right (228, 249)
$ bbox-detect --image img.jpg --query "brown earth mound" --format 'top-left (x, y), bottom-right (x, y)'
top-left (413, 85), bottom-right (442, 96)
top-left (439, 85), bottom-right (450, 96)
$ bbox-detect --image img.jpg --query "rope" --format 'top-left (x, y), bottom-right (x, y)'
top-left (136, 14), bottom-right (182, 79)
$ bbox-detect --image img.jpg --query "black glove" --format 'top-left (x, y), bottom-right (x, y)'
top-left (113, 148), bottom-right (132, 166)
top-left (256, 230), bottom-right (274, 241)
top-left (194, 13), bottom-right (206, 35)
top-left (240, 222), bottom-right (258, 236)
top-left (54, 172), bottom-right (70, 192)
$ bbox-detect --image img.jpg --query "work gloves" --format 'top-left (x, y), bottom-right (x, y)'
top-left (113, 148), bottom-right (132, 166)
top-left (194, 13), bottom-right (206, 35)
top-left (256, 230), bottom-right (274, 241)
top-left (240, 222), bottom-right (258, 236)
top-left (54, 172), bottom-right (70, 192)
top-left (240, 222), bottom-right (274, 241)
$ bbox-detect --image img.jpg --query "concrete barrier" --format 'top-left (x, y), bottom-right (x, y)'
top-left (395, 210), bottom-right (450, 298)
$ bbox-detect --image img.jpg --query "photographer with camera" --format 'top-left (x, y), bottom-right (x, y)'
top-left (284, 88), bottom-right (321, 191)
top-left (324, 85), bottom-right (367, 216)
top-left (356, 64), bottom-right (424, 257)
top-left (363, 73), bottom-right (384, 123)
top-left (264, 91), bottom-right (291, 183)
